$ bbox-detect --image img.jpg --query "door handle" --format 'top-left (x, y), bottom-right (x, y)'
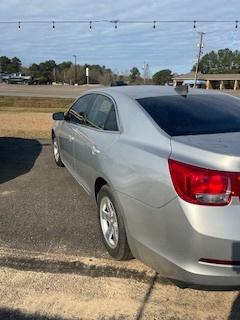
top-left (91, 145), bottom-right (100, 155)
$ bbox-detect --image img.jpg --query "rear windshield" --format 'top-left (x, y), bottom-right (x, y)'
top-left (137, 94), bottom-right (240, 136)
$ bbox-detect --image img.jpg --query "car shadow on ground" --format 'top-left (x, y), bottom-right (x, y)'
top-left (0, 308), bottom-right (125, 320)
top-left (229, 241), bottom-right (240, 319)
top-left (0, 137), bottom-right (42, 184)
top-left (0, 255), bottom-right (170, 285)
top-left (228, 293), bottom-right (240, 320)
top-left (0, 308), bottom-right (64, 320)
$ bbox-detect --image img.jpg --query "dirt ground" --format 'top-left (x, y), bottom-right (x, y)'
top-left (0, 112), bottom-right (53, 138)
top-left (0, 247), bottom-right (239, 320)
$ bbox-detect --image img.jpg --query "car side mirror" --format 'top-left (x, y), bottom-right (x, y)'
top-left (52, 112), bottom-right (65, 121)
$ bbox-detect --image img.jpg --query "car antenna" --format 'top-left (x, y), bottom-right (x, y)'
top-left (174, 85), bottom-right (188, 97)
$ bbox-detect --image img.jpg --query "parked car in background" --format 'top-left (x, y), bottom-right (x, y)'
top-left (111, 80), bottom-right (128, 86)
top-left (0, 72), bottom-right (10, 82)
top-left (2, 73), bottom-right (32, 84)
top-left (52, 85), bottom-right (240, 290)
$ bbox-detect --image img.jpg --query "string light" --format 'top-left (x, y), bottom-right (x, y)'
top-left (5, 19), bottom-right (240, 31)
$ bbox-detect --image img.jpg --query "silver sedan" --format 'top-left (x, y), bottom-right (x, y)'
top-left (52, 85), bottom-right (240, 290)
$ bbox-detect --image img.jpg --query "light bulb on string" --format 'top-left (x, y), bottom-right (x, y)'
top-left (193, 20), bottom-right (196, 30)
top-left (89, 21), bottom-right (92, 30)
top-left (52, 21), bottom-right (55, 30)
top-left (235, 20), bottom-right (238, 30)
top-left (18, 21), bottom-right (21, 30)
top-left (153, 21), bottom-right (156, 29)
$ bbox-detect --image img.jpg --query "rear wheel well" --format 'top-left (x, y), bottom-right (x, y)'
top-left (95, 178), bottom-right (108, 199)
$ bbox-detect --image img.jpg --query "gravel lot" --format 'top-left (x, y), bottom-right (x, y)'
top-left (0, 137), bottom-right (240, 319)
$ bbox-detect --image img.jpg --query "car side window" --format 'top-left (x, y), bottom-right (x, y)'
top-left (87, 94), bottom-right (118, 131)
top-left (67, 94), bottom-right (93, 125)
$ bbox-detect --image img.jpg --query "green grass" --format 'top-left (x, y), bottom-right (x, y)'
top-left (0, 96), bottom-right (74, 113)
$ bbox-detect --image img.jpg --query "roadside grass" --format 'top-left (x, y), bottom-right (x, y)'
top-left (0, 96), bottom-right (74, 113)
top-left (0, 96), bottom-right (74, 138)
top-left (0, 107), bottom-right (68, 113)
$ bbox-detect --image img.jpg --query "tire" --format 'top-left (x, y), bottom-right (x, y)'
top-left (52, 135), bottom-right (64, 167)
top-left (97, 185), bottom-right (133, 260)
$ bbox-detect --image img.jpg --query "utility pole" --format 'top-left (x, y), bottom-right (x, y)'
top-left (72, 55), bottom-right (77, 85)
top-left (194, 32), bottom-right (205, 88)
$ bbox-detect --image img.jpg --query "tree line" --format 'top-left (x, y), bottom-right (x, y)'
top-left (0, 48), bottom-right (239, 86)
top-left (0, 56), bottom-right (115, 85)
top-left (192, 48), bottom-right (240, 74)
top-left (0, 56), bottom-right (152, 85)
top-left (152, 48), bottom-right (240, 84)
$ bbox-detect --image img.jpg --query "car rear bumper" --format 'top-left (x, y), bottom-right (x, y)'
top-left (114, 191), bottom-right (240, 290)
top-left (129, 237), bottom-right (240, 291)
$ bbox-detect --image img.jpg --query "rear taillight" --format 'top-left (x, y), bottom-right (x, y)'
top-left (168, 159), bottom-right (240, 206)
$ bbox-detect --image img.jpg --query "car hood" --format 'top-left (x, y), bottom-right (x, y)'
top-left (170, 132), bottom-right (240, 172)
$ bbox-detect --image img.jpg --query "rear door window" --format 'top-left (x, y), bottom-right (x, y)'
top-left (87, 94), bottom-right (118, 131)
top-left (137, 94), bottom-right (240, 136)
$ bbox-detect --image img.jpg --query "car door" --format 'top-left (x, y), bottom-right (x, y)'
top-left (58, 94), bottom-right (93, 173)
top-left (73, 93), bottom-right (120, 194)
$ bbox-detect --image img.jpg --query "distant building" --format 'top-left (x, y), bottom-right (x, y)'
top-left (173, 72), bottom-right (240, 90)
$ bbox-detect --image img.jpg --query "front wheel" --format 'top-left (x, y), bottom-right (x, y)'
top-left (97, 185), bottom-right (132, 260)
top-left (52, 135), bottom-right (64, 167)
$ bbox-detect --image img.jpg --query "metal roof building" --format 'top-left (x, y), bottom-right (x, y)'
top-left (173, 72), bottom-right (240, 90)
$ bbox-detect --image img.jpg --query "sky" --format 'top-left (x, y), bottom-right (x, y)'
top-left (0, 0), bottom-right (240, 75)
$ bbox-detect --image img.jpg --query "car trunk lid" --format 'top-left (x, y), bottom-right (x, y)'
top-left (170, 132), bottom-right (240, 172)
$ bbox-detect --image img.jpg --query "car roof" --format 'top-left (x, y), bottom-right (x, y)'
top-left (89, 85), bottom-right (225, 100)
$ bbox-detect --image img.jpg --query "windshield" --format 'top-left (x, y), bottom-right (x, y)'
top-left (137, 94), bottom-right (240, 136)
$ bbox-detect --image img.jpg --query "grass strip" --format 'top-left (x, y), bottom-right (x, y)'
top-left (0, 96), bottom-right (74, 113)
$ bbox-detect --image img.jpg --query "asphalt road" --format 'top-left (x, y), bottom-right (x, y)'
top-left (0, 83), bottom-right (100, 98)
top-left (0, 137), bottom-right (104, 257)
top-left (0, 137), bottom-right (159, 319)
top-left (1, 138), bottom-right (240, 320)
top-left (1, 83), bottom-right (240, 100)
